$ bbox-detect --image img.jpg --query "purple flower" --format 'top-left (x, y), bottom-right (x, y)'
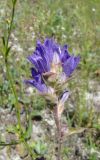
top-left (26, 38), bottom-right (80, 92)
top-left (62, 55), bottom-right (80, 77)
top-left (27, 39), bottom-right (58, 74)
top-left (57, 44), bottom-right (80, 77)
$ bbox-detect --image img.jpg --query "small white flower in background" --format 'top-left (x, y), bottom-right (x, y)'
top-left (28, 47), bottom-right (35, 51)
top-left (90, 148), bottom-right (100, 158)
top-left (62, 34), bottom-right (67, 39)
top-left (12, 44), bottom-right (23, 53)
top-left (11, 33), bottom-right (18, 41)
top-left (26, 86), bottom-right (34, 96)
top-left (61, 27), bottom-right (65, 31)
top-left (9, 41), bottom-right (12, 46)
top-left (17, 46), bottom-right (23, 52)
top-left (29, 26), bottom-right (33, 31)
top-left (31, 32), bottom-right (35, 39)
top-left (3, 67), bottom-right (6, 73)
top-left (92, 8), bottom-right (96, 12)
top-left (0, 55), bottom-right (3, 59)
top-left (0, 9), bottom-right (5, 16)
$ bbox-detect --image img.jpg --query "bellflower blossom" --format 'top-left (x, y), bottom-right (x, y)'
top-left (25, 38), bottom-right (80, 95)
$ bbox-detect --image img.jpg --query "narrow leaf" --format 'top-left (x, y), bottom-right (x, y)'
top-left (5, 46), bottom-right (11, 57)
top-left (2, 36), bottom-right (6, 46)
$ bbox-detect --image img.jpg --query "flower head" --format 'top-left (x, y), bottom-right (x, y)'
top-left (25, 38), bottom-right (80, 93)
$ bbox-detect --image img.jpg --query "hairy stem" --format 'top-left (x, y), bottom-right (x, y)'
top-left (54, 106), bottom-right (62, 160)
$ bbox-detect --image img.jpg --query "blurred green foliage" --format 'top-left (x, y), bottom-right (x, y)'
top-left (0, 0), bottom-right (100, 159)
top-left (0, 0), bottom-right (99, 126)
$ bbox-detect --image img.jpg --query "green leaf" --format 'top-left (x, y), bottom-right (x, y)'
top-left (31, 110), bottom-right (42, 117)
top-left (24, 115), bottom-right (32, 140)
top-left (0, 141), bottom-right (19, 146)
top-left (12, 0), bottom-right (17, 6)
top-left (5, 46), bottom-right (11, 57)
top-left (8, 94), bottom-right (16, 105)
top-left (93, 124), bottom-right (100, 130)
top-left (2, 36), bottom-right (6, 46)
top-left (35, 141), bottom-right (47, 155)
top-left (6, 125), bottom-right (18, 134)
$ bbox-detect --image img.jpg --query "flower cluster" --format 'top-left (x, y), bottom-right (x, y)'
top-left (25, 38), bottom-right (80, 159)
top-left (25, 38), bottom-right (80, 107)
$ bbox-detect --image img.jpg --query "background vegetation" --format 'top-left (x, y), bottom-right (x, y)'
top-left (0, 0), bottom-right (100, 159)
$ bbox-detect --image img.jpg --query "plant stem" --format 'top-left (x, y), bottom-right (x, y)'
top-left (0, 141), bottom-right (19, 146)
top-left (54, 106), bottom-right (62, 160)
top-left (5, 62), bottom-right (22, 130)
top-left (3, 1), bottom-right (35, 158)
top-left (6, 0), bottom-right (16, 50)
top-left (3, 0), bottom-right (22, 132)
top-left (22, 139), bottom-right (36, 160)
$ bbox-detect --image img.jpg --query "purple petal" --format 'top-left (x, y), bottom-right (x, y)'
top-left (24, 78), bottom-right (48, 93)
top-left (28, 53), bottom-right (48, 73)
top-left (31, 68), bottom-right (39, 77)
top-left (31, 68), bottom-right (41, 81)
top-left (59, 91), bottom-right (69, 104)
top-left (27, 54), bottom-right (42, 70)
top-left (60, 45), bottom-right (70, 63)
top-left (29, 41), bottom-right (51, 73)
top-left (62, 55), bottom-right (80, 77)
top-left (44, 38), bottom-right (56, 62)
top-left (36, 40), bottom-right (45, 57)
